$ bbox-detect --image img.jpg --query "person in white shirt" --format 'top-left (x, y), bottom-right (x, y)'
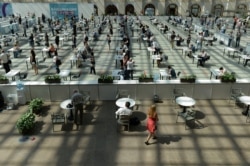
top-left (126, 58), bottom-right (134, 79)
top-left (115, 101), bottom-right (132, 119)
top-left (152, 40), bottom-right (160, 54)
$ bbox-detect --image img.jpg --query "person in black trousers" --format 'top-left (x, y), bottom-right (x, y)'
top-left (71, 90), bottom-right (84, 125)
top-left (90, 54), bottom-right (96, 74)
top-left (55, 33), bottom-right (59, 48)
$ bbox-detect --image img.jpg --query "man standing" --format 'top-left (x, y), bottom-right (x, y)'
top-left (55, 33), bottom-right (60, 49)
top-left (235, 31), bottom-right (241, 48)
top-left (71, 90), bottom-right (84, 125)
top-left (126, 58), bottom-right (134, 79)
top-left (115, 101), bottom-right (132, 119)
top-left (0, 50), bottom-right (11, 73)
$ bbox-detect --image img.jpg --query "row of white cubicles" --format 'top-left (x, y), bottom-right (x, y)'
top-left (0, 79), bottom-right (250, 103)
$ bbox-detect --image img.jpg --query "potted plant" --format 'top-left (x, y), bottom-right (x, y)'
top-left (98, 75), bottom-right (114, 83)
top-left (220, 73), bottom-right (236, 83)
top-left (139, 71), bottom-right (154, 82)
top-left (180, 75), bottom-right (196, 83)
top-left (44, 75), bottom-right (61, 83)
top-left (28, 98), bottom-right (44, 114)
top-left (16, 110), bottom-right (35, 135)
top-left (0, 75), bottom-right (9, 84)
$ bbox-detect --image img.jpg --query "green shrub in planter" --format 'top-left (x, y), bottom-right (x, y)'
top-left (29, 98), bottom-right (44, 114)
top-left (16, 110), bottom-right (35, 135)
top-left (44, 75), bottom-right (61, 83)
top-left (0, 75), bottom-right (9, 84)
top-left (180, 75), bottom-right (196, 83)
top-left (220, 73), bottom-right (236, 83)
top-left (98, 75), bottom-right (114, 83)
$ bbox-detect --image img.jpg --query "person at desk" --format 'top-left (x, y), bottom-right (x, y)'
top-left (167, 65), bottom-right (177, 79)
top-left (198, 50), bottom-right (209, 66)
top-left (217, 67), bottom-right (226, 78)
top-left (48, 43), bottom-right (56, 58)
top-left (115, 101), bottom-right (132, 119)
top-left (152, 40), bottom-right (160, 55)
top-left (145, 105), bottom-right (159, 145)
top-left (71, 90), bottom-right (84, 125)
top-left (13, 44), bottom-right (21, 58)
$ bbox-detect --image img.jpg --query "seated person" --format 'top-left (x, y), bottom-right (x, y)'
top-left (157, 52), bottom-right (163, 67)
top-left (152, 40), bottom-right (160, 55)
top-left (48, 43), bottom-right (56, 58)
top-left (115, 101), bottom-right (132, 119)
top-left (13, 44), bottom-right (20, 58)
top-left (217, 67), bottom-right (226, 79)
top-left (167, 65), bottom-right (177, 79)
top-left (163, 25), bottom-right (169, 33)
top-left (198, 50), bottom-right (209, 66)
top-left (175, 34), bottom-right (182, 46)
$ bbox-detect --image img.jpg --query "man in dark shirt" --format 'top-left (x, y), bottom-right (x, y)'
top-left (71, 90), bottom-right (84, 125)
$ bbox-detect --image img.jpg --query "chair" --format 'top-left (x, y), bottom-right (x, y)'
top-left (116, 89), bottom-right (129, 100)
top-left (81, 91), bottom-right (91, 105)
top-left (51, 113), bottom-right (66, 132)
top-left (172, 88), bottom-right (186, 103)
top-left (117, 115), bottom-right (130, 131)
top-left (228, 88), bottom-right (245, 108)
top-left (176, 109), bottom-right (196, 130)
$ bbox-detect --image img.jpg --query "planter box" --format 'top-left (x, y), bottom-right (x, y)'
top-left (45, 79), bottom-right (61, 83)
top-left (139, 78), bottom-right (154, 82)
top-left (0, 79), bottom-right (9, 84)
top-left (98, 79), bottom-right (113, 83)
top-left (180, 78), bottom-right (196, 83)
top-left (220, 78), bottom-right (236, 83)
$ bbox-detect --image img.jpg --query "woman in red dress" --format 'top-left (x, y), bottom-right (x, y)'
top-left (145, 105), bottom-right (159, 145)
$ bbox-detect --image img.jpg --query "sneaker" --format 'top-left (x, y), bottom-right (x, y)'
top-left (144, 141), bottom-right (149, 145)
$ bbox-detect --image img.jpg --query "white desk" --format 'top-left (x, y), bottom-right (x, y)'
top-left (42, 48), bottom-right (49, 58)
top-left (147, 47), bottom-right (155, 56)
top-left (223, 47), bottom-right (239, 58)
top-left (116, 98), bottom-right (135, 108)
top-left (151, 55), bottom-right (161, 67)
top-left (238, 55), bottom-right (250, 66)
top-left (60, 99), bottom-right (72, 110)
top-left (182, 47), bottom-right (192, 58)
top-left (59, 70), bottom-right (71, 81)
top-left (210, 68), bottom-right (221, 79)
top-left (238, 96), bottom-right (250, 116)
top-left (159, 69), bottom-right (170, 80)
top-left (176, 96), bottom-right (196, 113)
top-left (5, 70), bottom-right (20, 81)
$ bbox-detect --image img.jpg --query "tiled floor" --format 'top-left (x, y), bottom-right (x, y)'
top-left (0, 99), bottom-right (249, 165)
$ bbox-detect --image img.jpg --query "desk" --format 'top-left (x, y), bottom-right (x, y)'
top-left (116, 98), bottom-right (135, 108)
top-left (151, 55), bottom-right (161, 67)
top-left (70, 56), bottom-right (78, 68)
top-left (115, 55), bottom-right (123, 67)
top-left (238, 96), bottom-right (250, 115)
top-left (238, 54), bottom-right (250, 66)
top-left (223, 47), bottom-right (239, 58)
top-left (112, 69), bottom-right (123, 79)
top-left (147, 47), bottom-right (155, 56)
top-left (182, 47), bottom-right (192, 58)
top-left (59, 70), bottom-right (71, 81)
top-left (210, 68), bottom-right (220, 79)
top-left (159, 69), bottom-right (170, 80)
top-left (204, 37), bottom-right (214, 46)
top-left (176, 96), bottom-right (196, 113)
top-left (60, 99), bottom-right (72, 110)
top-left (42, 48), bottom-right (49, 58)
top-left (5, 70), bottom-right (21, 81)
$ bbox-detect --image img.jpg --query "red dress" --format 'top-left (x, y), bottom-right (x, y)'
top-left (147, 117), bottom-right (157, 133)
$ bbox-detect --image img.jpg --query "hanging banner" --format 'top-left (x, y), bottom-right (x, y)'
top-left (0, 3), bottom-right (13, 17)
top-left (50, 3), bottom-right (78, 20)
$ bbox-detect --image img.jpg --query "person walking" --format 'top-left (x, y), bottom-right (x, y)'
top-left (44, 32), bottom-right (49, 47)
top-left (30, 48), bottom-right (38, 75)
top-left (53, 51), bottom-right (61, 74)
top-left (55, 33), bottom-right (60, 49)
top-left (90, 54), bottom-right (96, 74)
top-left (71, 90), bottom-right (84, 125)
top-left (126, 58), bottom-right (134, 79)
top-left (235, 31), bottom-right (241, 48)
top-left (145, 105), bottom-right (159, 145)
top-left (29, 33), bottom-right (34, 48)
top-left (107, 34), bottom-right (111, 50)
top-left (0, 50), bottom-right (11, 73)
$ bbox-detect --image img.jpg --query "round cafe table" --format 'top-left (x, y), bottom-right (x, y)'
top-left (176, 96), bottom-right (196, 113)
top-left (116, 98), bottom-right (135, 108)
top-left (238, 96), bottom-right (250, 116)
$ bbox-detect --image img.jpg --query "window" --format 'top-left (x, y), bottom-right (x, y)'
top-left (190, 4), bottom-right (201, 17)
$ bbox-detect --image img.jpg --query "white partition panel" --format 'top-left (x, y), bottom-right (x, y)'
top-left (231, 83), bottom-right (250, 96)
top-left (193, 84), bottom-right (213, 99)
top-left (49, 84), bottom-right (70, 101)
top-left (174, 84), bottom-right (195, 97)
top-left (136, 84), bottom-right (155, 100)
top-left (29, 84), bottom-right (51, 101)
top-left (155, 84), bottom-right (175, 99)
top-left (78, 84), bottom-right (99, 100)
top-left (98, 84), bottom-right (117, 100)
top-left (211, 83), bottom-right (232, 99)
top-left (0, 83), bottom-right (18, 102)
top-left (116, 84), bottom-right (137, 99)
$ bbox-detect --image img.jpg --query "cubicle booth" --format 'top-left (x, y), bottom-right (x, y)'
top-left (214, 32), bottom-right (235, 46)
top-left (0, 79), bottom-right (249, 103)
